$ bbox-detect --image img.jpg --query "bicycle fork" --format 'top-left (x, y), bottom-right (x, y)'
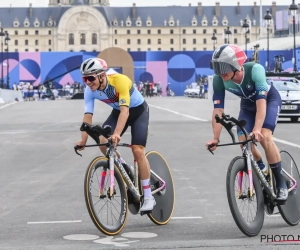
top-left (238, 148), bottom-right (254, 199)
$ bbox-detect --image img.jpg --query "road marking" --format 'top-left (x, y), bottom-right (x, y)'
top-left (64, 234), bottom-right (99, 241)
top-left (171, 216), bottom-right (202, 219)
top-left (149, 104), bottom-right (300, 148)
top-left (148, 104), bottom-right (208, 122)
top-left (27, 220), bottom-right (82, 224)
top-left (0, 101), bottom-right (17, 110)
top-left (121, 232), bottom-right (157, 239)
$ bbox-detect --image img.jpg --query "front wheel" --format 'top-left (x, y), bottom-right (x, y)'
top-left (84, 156), bottom-right (128, 236)
top-left (278, 150), bottom-right (300, 226)
top-left (144, 151), bottom-right (175, 225)
top-left (226, 156), bottom-right (265, 237)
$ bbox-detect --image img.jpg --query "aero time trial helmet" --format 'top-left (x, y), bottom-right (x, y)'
top-left (211, 44), bottom-right (247, 75)
top-left (80, 58), bottom-right (108, 75)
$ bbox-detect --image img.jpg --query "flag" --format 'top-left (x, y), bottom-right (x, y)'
top-left (214, 100), bottom-right (220, 104)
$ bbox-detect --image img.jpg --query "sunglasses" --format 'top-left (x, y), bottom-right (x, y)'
top-left (82, 75), bottom-right (97, 83)
top-left (82, 73), bottom-right (104, 83)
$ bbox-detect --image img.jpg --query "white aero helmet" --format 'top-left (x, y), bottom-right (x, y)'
top-left (80, 58), bottom-right (108, 75)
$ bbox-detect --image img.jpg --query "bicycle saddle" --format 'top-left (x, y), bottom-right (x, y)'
top-left (80, 122), bottom-right (112, 143)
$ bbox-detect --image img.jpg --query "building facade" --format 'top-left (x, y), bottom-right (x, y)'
top-left (0, 0), bottom-right (289, 52)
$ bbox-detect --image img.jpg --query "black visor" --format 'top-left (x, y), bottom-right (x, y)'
top-left (211, 61), bottom-right (236, 75)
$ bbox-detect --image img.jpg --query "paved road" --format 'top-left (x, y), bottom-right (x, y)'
top-left (0, 97), bottom-right (300, 250)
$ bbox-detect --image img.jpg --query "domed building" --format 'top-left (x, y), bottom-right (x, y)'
top-left (0, 0), bottom-right (287, 52)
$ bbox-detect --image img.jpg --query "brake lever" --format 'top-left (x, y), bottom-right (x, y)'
top-left (250, 134), bottom-right (257, 146)
top-left (74, 145), bottom-right (83, 157)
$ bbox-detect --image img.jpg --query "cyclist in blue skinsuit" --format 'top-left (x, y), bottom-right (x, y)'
top-left (206, 44), bottom-right (288, 203)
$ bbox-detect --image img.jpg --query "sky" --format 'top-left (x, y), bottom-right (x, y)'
top-left (0, 0), bottom-right (295, 7)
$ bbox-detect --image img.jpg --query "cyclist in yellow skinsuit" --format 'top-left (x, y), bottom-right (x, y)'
top-left (76, 58), bottom-right (156, 212)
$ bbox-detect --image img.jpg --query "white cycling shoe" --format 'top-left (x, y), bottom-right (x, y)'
top-left (140, 197), bottom-right (156, 212)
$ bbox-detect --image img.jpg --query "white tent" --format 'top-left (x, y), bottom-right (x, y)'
top-left (106, 68), bottom-right (119, 75)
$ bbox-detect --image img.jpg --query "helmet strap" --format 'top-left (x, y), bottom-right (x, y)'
top-left (230, 70), bottom-right (237, 80)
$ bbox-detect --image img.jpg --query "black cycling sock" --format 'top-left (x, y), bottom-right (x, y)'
top-left (270, 162), bottom-right (286, 189)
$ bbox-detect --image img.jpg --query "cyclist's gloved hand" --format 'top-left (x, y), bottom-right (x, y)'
top-left (205, 138), bottom-right (219, 151)
top-left (249, 130), bottom-right (264, 142)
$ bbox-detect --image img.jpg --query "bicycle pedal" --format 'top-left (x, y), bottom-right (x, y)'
top-left (140, 210), bottom-right (153, 216)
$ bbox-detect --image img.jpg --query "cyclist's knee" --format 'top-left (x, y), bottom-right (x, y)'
top-left (131, 145), bottom-right (145, 160)
top-left (260, 128), bottom-right (273, 148)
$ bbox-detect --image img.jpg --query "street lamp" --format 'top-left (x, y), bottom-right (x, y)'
top-left (289, 0), bottom-right (298, 72)
top-left (5, 31), bottom-right (10, 89)
top-left (225, 26), bottom-right (232, 44)
top-left (0, 27), bottom-right (5, 89)
top-left (264, 9), bottom-right (272, 72)
top-left (242, 19), bottom-right (250, 57)
top-left (211, 32), bottom-right (217, 51)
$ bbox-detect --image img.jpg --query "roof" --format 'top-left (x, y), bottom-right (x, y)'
top-left (0, 4), bottom-right (288, 28)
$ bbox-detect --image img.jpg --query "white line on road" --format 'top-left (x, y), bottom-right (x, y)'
top-left (27, 220), bottom-right (82, 224)
top-left (148, 104), bottom-right (208, 122)
top-left (171, 217), bottom-right (202, 219)
top-left (0, 101), bottom-right (17, 110)
top-left (149, 104), bottom-right (300, 149)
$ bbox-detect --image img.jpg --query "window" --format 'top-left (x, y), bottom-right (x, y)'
top-left (158, 29), bottom-right (161, 34)
top-left (15, 30), bottom-right (18, 35)
top-left (127, 48), bottom-right (130, 51)
top-left (193, 39), bottom-right (196, 44)
top-left (183, 48), bottom-right (186, 51)
top-left (48, 30), bottom-right (51, 35)
top-left (137, 48), bottom-right (141, 51)
top-left (170, 39), bottom-right (174, 44)
top-left (158, 48), bottom-right (161, 51)
top-left (148, 48), bottom-right (151, 51)
top-left (35, 30), bottom-right (39, 35)
top-left (69, 33), bottom-right (74, 45)
top-left (80, 33), bottom-right (86, 45)
top-left (137, 30), bottom-right (141, 34)
top-left (193, 29), bottom-right (196, 34)
top-left (15, 40), bottom-right (18, 46)
top-left (49, 49), bottom-right (52, 51)
top-left (147, 39), bottom-right (151, 44)
top-left (35, 40), bottom-right (38, 45)
top-left (35, 49), bottom-right (39, 52)
top-left (182, 29), bottom-right (186, 34)
top-left (147, 30), bottom-right (151, 34)
top-left (224, 38), bottom-right (228, 43)
top-left (234, 38), bottom-right (238, 44)
top-left (246, 38), bottom-right (250, 43)
top-left (25, 40), bottom-right (28, 45)
top-left (92, 33), bottom-right (97, 44)
top-left (115, 39), bottom-right (117, 45)
top-left (114, 30), bottom-right (117, 34)
top-left (203, 29), bottom-right (206, 34)
top-left (127, 30), bottom-right (130, 34)
top-left (127, 39), bottom-right (130, 44)
top-left (15, 49), bottom-right (18, 52)
top-left (48, 40), bottom-right (52, 45)
top-left (137, 39), bottom-right (141, 44)
top-left (193, 48), bottom-right (196, 51)
top-left (25, 49), bottom-right (28, 52)
top-left (213, 29), bottom-right (217, 34)
top-left (203, 48), bottom-right (207, 50)
top-left (234, 29), bottom-right (237, 34)
top-left (25, 30), bottom-right (28, 35)
top-left (203, 38), bottom-right (206, 44)
top-left (158, 39), bottom-right (161, 44)
top-left (170, 48), bottom-right (174, 51)
top-left (183, 38), bottom-right (186, 44)
top-left (170, 29), bottom-right (174, 34)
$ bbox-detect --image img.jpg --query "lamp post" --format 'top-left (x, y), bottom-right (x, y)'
top-left (211, 32), bottom-right (217, 51)
top-left (264, 9), bottom-right (272, 72)
top-left (0, 27), bottom-right (5, 89)
top-left (242, 19), bottom-right (250, 57)
top-left (225, 26), bottom-right (232, 44)
top-left (5, 31), bottom-right (10, 89)
top-left (289, 0), bottom-right (298, 72)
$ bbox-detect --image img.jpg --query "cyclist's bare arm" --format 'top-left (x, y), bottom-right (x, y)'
top-left (212, 108), bottom-right (224, 141)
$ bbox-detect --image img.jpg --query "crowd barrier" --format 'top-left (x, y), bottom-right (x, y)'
top-left (0, 89), bottom-right (23, 103)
